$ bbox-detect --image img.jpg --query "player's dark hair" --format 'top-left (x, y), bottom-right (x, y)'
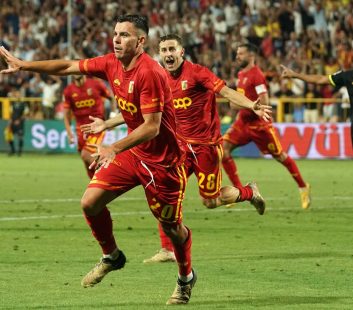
top-left (159, 34), bottom-right (183, 46)
top-left (238, 43), bottom-right (259, 55)
top-left (117, 15), bottom-right (149, 35)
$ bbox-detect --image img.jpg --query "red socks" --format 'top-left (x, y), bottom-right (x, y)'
top-left (173, 227), bottom-right (192, 276)
top-left (158, 222), bottom-right (174, 251)
top-left (236, 185), bottom-right (253, 202)
top-left (83, 207), bottom-right (117, 255)
top-left (222, 156), bottom-right (243, 187)
top-left (281, 157), bottom-right (306, 188)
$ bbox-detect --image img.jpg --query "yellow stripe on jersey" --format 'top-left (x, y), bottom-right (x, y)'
top-left (268, 126), bottom-right (283, 155)
top-left (83, 59), bottom-right (89, 73)
top-left (175, 164), bottom-right (187, 222)
top-left (328, 74), bottom-right (336, 86)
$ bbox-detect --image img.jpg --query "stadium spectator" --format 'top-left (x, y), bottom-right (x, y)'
top-left (6, 88), bottom-right (28, 156)
top-left (303, 82), bottom-right (321, 123)
top-left (143, 34), bottom-right (270, 264)
top-left (221, 43), bottom-right (311, 209)
top-left (63, 75), bottom-right (113, 179)
top-left (274, 81), bottom-right (295, 122)
top-left (280, 64), bottom-right (353, 147)
top-left (0, 15), bottom-right (197, 305)
top-left (39, 75), bottom-right (62, 119)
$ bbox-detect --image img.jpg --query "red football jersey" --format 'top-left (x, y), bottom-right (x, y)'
top-left (166, 60), bottom-right (225, 145)
top-left (63, 78), bottom-right (110, 128)
top-left (236, 65), bottom-right (268, 123)
top-left (79, 53), bottom-right (182, 167)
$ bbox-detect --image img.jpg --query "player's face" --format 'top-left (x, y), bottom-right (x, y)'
top-left (159, 40), bottom-right (184, 73)
top-left (236, 47), bottom-right (250, 69)
top-left (73, 75), bottom-right (85, 86)
top-left (113, 22), bottom-right (143, 62)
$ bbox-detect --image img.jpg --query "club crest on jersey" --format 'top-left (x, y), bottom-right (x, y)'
top-left (114, 79), bottom-right (120, 86)
top-left (87, 88), bottom-right (93, 96)
top-left (181, 80), bottom-right (188, 90)
top-left (128, 81), bottom-right (134, 93)
top-left (72, 93), bottom-right (78, 97)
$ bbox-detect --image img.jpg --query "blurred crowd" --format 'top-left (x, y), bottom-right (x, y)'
top-left (0, 0), bottom-right (352, 122)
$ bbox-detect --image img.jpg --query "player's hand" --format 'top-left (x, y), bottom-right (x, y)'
top-left (67, 133), bottom-right (75, 144)
top-left (80, 116), bottom-right (106, 134)
top-left (252, 98), bottom-right (272, 122)
top-left (280, 64), bottom-right (295, 79)
top-left (88, 143), bottom-right (115, 170)
top-left (0, 46), bottom-right (23, 74)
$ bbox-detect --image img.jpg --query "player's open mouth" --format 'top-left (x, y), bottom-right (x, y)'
top-left (165, 57), bottom-right (175, 66)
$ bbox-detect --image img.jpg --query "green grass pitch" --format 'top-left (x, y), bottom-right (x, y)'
top-left (0, 153), bottom-right (352, 309)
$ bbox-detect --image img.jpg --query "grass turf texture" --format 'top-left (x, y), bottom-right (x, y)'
top-left (0, 153), bottom-right (352, 309)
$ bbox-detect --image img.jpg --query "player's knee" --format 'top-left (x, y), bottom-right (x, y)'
top-left (80, 194), bottom-right (99, 215)
top-left (160, 222), bottom-right (187, 244)
top-left (202, 198), bottom-right (218, 209)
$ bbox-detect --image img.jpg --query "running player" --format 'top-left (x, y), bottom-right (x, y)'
top-left (222, 43), bottom-right (311, 209)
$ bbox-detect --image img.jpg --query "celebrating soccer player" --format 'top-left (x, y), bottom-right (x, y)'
top-left (222, 43), bottom-right (311, 209)
top-left (142, 34), bottom-right (272, 264)
top-left (82, 34), bottom-right (272, 264)
top-left (0, 15), bottom-right (196, 305)
top-left (63, 75), bottom-right (114, 179)
top-left (280, 64), bottom-right (353, 147)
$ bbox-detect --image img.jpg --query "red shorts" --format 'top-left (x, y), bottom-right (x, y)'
top-left (223, 119), bottom-right (283, 155)
top-left (184, 143), bottom-right (223, 199)
top-left (88, 151), bottom-right (188, 224)
top-left (77, 130), bottom-right (105, 153)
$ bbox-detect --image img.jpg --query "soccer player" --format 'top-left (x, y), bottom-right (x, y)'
top-left (142, 34), bottom-right (272, 264)
top-left (82, 34), bottom-right (271, 264)
top-left (0, 15), bottom-right (195, 305)
top-left (63, 75), bottom-right (113, 179)
top-left (280, 64), bottom-right (353, 146)
top-left (222, 43), bottom-right (311, 209)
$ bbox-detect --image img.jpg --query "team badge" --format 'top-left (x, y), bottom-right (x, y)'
top-left (181, 80), bottom-right (188, 90)
top-left (72, 93), bottom-right (78, 97)
top-left (87, 88), bottom-right (93, 96)
top-left (128, 81), bottom-right (134, 94)
top-left (114, 79), bottom-right (121, 86)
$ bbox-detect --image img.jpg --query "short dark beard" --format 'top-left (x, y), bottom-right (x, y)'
top-left (238, 59), bottom-right (249, 69)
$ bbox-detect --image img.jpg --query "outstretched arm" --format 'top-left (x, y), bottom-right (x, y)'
top-left (80, 113), bottom-right (125, 134)
top-left (0, 46), bottom-right (80, 75)
top-left (280, 64), bottom-right (330, 85)
top-left (219, 85), bottom-right (272, 121)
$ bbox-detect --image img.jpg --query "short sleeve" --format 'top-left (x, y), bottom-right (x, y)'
top-left (329, 70), bottom-right (345, 88)
top-left (79, 54), bottom-right (113, 81)
top-left (63, 88), bottom-right (71, 110)
top-left (252, 69), bottom-right (268, 95)
top-left (139, 69), bottom-right (167, 114)
top-left (194, 65), bottom-right (225, 93)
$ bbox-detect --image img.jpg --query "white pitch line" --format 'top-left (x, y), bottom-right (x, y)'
top-left (1, 204), bottom-right (353, 222)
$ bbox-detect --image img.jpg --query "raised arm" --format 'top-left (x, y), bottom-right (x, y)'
top-left (219, 85), bottom-right (272, 121)
top-left (0, 46), bottom-right (81, 75)
top-left (280, 64), bottom-right (330, 85)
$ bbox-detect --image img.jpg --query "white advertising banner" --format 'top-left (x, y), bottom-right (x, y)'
top-left (273, 123), bottom-right (353, 159)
